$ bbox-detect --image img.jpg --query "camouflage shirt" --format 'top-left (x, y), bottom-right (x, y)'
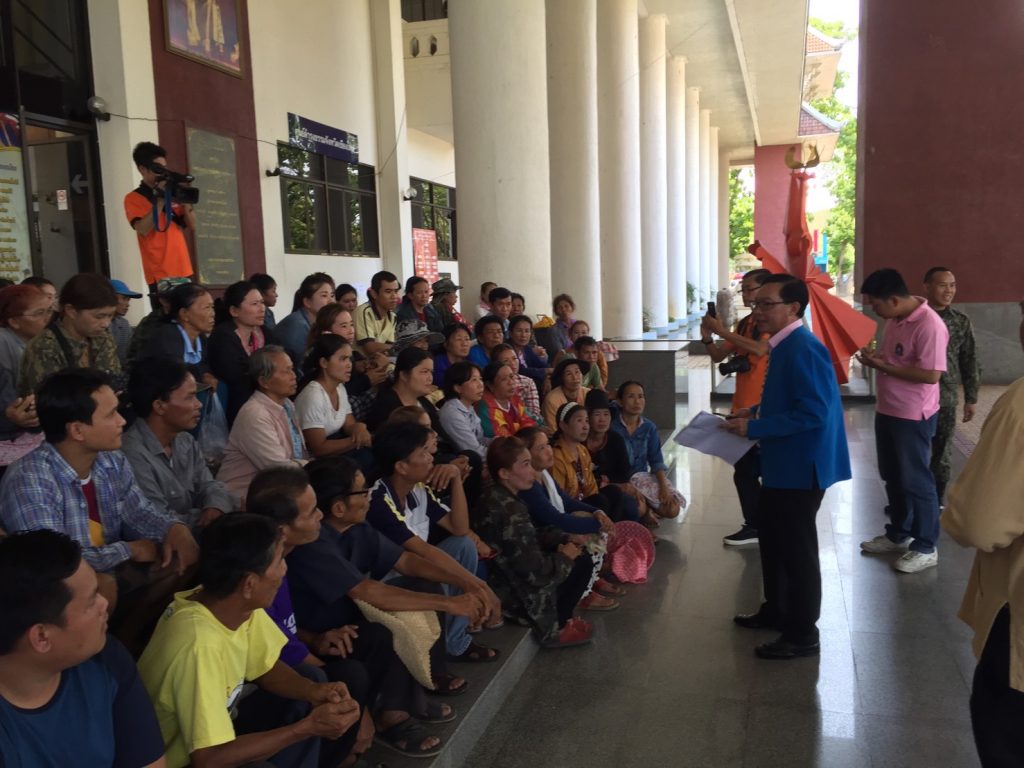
top-left (474, 484), bottom-right (574, 640)
top-left (18, 323), bottom-right (124, 397)
top-left (935, 306), bottom-right (980, 408)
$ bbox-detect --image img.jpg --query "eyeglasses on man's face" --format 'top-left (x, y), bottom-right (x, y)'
top-left (750, 299), bottom-right (790, 311)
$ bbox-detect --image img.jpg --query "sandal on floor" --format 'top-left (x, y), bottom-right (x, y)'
top-left (447, 640), bottom-right (501, 663)
top-left (484, 618), bottom-right (505, 630)
top-left (374, 717), bottom-right (443, 758)
top-left (416, 700), bottom-right (457, 724)
top-left (579, 592), bottom-right (620, 611)
top-left (430, 671), bottom-right (469, 696)
top-left (594, 577), bottom-right (627, 597)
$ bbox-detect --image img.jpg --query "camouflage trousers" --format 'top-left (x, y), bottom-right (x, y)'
top-left (929, 405), bottom-right (958, 499)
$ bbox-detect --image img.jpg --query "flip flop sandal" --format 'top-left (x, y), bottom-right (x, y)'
top-left (430, 672), bottom-right (469, 696)
top-left (416, 700), bottom-right (457, 724)
top-left (484, 618), bottom-right (505, 630)
top-left (374, 717), bottom-right (443, 758)
top-left (447, 640), bottom-right (501, 663)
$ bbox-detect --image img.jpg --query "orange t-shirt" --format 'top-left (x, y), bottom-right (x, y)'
top-left (123, 187), bottom-right (194, 284)
top-left (725, 315), bottom-right (771, 412)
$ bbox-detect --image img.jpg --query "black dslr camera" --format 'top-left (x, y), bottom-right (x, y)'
top-left (150, 163), bottom-right (200, 206)
top-left (719, 355), bottom-right (752, 376)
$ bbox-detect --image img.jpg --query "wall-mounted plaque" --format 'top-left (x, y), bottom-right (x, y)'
top-left (186, 127), bottom-right (244, 285)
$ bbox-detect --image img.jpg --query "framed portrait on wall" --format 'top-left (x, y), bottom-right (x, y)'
top-left (164, 0), bottom-right (243, 77)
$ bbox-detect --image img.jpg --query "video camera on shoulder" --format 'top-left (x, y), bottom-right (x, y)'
top-left (149, 163), bottom-right (200, 206)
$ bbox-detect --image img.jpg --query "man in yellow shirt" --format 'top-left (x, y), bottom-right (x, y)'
top-left (138, 514), bottom-right (359, 768)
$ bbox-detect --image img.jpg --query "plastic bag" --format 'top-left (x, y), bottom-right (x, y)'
top-left (197, 392), bottom-right (229, 470)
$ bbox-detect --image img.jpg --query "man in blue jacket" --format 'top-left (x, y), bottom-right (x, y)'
top-left (722, 274), bottom-right (851, 660)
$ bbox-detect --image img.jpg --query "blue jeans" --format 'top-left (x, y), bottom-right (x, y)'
top-left (876, 412), bottom-right (940, 553)
top-left (437, 535), bottom-right (478, 656)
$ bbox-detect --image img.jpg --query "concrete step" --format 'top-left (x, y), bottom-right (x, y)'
top-left (362, 624), bottom-right (539, 767)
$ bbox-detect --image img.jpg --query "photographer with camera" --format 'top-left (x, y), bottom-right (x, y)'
top-left (701, 268), bottom-right (772, 547)
top-left (124, 142), bottom-right (196, 308)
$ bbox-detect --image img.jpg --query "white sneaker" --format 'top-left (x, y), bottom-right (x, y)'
top-left (860, 535), bottom-right (910, 554)
top-left (893, 550), bottom-right (938, 573)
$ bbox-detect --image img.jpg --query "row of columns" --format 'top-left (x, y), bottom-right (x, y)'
top-left (449, 0), bottom-right (723, 339)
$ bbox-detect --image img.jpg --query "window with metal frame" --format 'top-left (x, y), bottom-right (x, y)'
top-left (409, 176), bottom-right (456, 261)
top-left (278, 144), bottom-right (379, 257)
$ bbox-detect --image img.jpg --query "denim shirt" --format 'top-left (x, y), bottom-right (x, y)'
top-left (611, 415), bottom-right (667, 475)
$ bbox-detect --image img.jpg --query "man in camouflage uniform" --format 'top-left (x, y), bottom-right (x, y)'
top-left (924, 267), bottom-right (981, 503)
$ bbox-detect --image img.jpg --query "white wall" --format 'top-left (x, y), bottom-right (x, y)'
top-left (407, 128), bottom-right (456, 187)
top-left (88, 0), bottom-right (160, 324)
top-left (250, 0), bottom-right (382, 304)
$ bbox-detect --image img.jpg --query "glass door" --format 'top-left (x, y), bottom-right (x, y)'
top-left (26, 126), bottom-right (102, 283)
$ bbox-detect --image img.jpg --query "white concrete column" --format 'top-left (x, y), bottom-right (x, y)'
top-left (547, 0), bottom-right (601, 337)
top-left (597, 0), bottom-right (642, 338)
top-left (639, 14), bottom-right (668, 332)
top-left (709, 125), bottom-right (720, 296)
top-left (88, 0), bottom-right (160, 323)
top-left (698, 108), bottom-right (711, 308)
top-left (666, 55), bottom-right (687, 323)
top-left (370, 0), bottom-right (413, 281)
top-left (718, 148), bottom-right (732, 289)
top-left (684, 87), bottom-right (701, 316)
top-left (449, 0), bottom-right (551, 310)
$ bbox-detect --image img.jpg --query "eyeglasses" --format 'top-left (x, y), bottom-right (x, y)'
top-left (750, 300), bottom-right (790, 310)
top-left (21, 308), bottom-right (55, 318)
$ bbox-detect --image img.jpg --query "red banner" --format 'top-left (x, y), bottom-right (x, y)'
top-left (412, 228), bottom-right (439, 284)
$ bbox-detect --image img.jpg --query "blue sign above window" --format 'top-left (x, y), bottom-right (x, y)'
top-left (287, 113), bottom-right (358, 164)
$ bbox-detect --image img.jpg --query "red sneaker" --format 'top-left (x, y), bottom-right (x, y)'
top-left (579, 592), bottom-right (620, 611)
top-left (543, 619), bottom-right (594, 648)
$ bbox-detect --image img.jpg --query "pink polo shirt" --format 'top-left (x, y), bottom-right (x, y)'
top-left (876, 298), bottom-right (948, 420)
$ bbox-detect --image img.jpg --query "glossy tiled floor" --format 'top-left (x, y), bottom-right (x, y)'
top-left (466, 368), bottom-right (981, 768)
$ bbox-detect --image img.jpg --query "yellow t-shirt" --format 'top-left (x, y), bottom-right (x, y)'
top-left (137, 588), bottom-right (286, 768)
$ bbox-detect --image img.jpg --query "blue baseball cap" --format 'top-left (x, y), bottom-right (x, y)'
top-left (110, 279), bottom-right (143, 299)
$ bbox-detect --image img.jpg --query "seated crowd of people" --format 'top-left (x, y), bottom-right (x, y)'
top-left (0, 270), bottom-right (683, 767)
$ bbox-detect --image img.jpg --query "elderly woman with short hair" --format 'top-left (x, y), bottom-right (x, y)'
top-left (216, 345), bottom-right (307, 503)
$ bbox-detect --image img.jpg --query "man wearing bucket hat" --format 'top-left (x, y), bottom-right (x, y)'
top-left (109, 279), bottom-right (143, 366)
top-left (429, 278), bottom-right (465, 329)
top-left (126, 277), bottom-right (192, 370)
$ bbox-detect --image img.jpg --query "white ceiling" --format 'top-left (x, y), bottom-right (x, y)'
top-left (403, 0), bottom-right (810, 163)
top-left (646, 0), bottom-right (809, 162)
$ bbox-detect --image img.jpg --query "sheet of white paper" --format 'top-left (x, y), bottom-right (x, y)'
top-left (673, 410), bottom-right (756, 465)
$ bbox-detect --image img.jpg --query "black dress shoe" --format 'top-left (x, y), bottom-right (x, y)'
top-left (733, 611), bottom-right (780, 630)
top-left (754, 636), bottom-right (820, 660)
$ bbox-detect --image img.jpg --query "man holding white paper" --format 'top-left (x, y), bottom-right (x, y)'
top-left (720, 274), bottom-right (851, 661)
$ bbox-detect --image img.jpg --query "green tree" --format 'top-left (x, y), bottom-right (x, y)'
top-left (809, 18), bottom-right (857, 283)
top-left (728, 168), bottom-right (754, 270)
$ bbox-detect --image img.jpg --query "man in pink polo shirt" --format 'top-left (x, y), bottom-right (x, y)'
top-left (856, 269), bottom-right (949, 574)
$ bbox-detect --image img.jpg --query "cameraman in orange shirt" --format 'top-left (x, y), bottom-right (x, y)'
top-left (123, 142), bottom-right (196, 308)
top-left (701, 268), bottom-right (772, 547)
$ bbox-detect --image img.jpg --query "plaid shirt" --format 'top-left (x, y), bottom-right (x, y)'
top-left (0, 442), bottom-right (177, 572)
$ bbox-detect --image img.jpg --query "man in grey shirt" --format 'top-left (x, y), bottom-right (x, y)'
top-left (122, 358), bottom-right (235, 531)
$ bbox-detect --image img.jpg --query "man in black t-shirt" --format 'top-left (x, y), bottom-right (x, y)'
top-left (0, 531), bottom-right (165, 767)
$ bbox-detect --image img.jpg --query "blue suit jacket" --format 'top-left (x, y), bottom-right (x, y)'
top-left (746, 325), bottom-right (851, 490)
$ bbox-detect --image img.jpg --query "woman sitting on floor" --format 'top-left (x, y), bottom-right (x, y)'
top-left (548, 402), bottom-right (641, 524)
top-left (542, 358), bottom-right (592, 429)
top-left (507, 315), bottom-right (550, 392)
top-left (439, 361), bottom-right (490, 461)
top-left (295, 334), bottom-right (372, 465)
top-left (521, 426), bottom-right (654, 586)
top-left (584, 389), bottom-right (657, 527)
top-left (306, 302), bottom-right (356, 349)
top-left (433, 322), bottom-right (472, 387)
top-left (611, 380), bottom-right (686, 520)
top-left (474, 437), bottom-right (596, 648)
top-left (477, 361), bottom-right (537, 439)
top-left (490, 343), bottom-right (543, 427)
